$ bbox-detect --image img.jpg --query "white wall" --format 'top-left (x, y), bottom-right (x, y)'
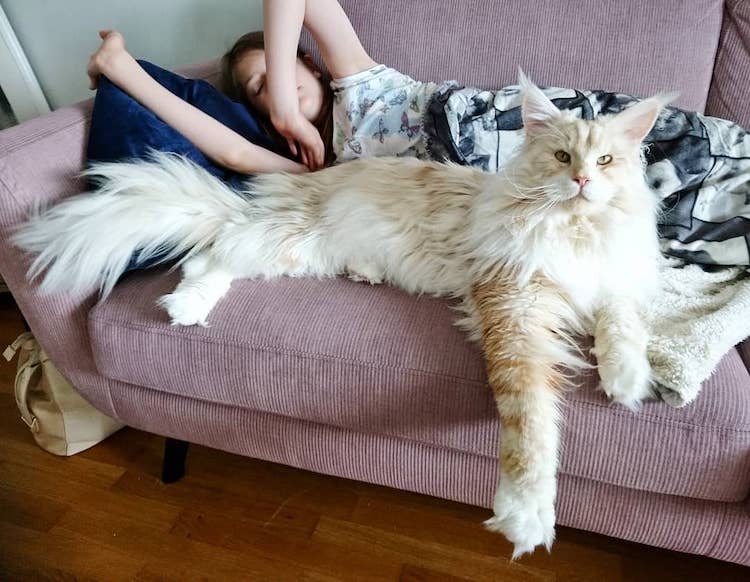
top-left (2, 0), bottom-right (263, 109)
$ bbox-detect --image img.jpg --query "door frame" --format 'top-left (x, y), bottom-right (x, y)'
top-left (0, 4), bottom-right (49, 124)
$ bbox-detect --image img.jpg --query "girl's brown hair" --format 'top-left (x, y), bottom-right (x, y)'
top-left (221, 31), bottom-right (335, 166)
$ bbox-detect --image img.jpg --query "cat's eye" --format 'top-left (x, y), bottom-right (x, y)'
top-left (597, 154), bottom-right (613, 166)
top-left (554, 150), bottom-right (571, 164)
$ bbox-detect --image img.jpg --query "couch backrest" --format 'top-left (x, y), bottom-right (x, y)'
top-left (302, 0), bottom-right (728, 116)
top-left (705, 0), bottom-right (750, 128)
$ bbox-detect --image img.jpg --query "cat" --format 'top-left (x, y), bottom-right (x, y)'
top-left (13, 74), bottom-right (665, 558)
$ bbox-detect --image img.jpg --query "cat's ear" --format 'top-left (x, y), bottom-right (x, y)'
top-left (611, 94), bottom-right (673, 143)
top-left (518, 69), bottom-right (560, 135)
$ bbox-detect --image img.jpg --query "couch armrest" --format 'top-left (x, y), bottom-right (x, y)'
top-left (0, 59), bottom-right (222, 419)
top-left (737, 339), bottom-right (750, 373)
top-left (0, 100), bottom-right (116, 416)
top-left (705, 0), bottom-right (750, 128)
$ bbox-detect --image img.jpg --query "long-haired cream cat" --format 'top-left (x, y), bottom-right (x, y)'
top-left (14, 74), bottom-right (665, 557)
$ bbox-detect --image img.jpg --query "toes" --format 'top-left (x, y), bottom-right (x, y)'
top-left (157, 293), bottom-right (210, 327)
top-left (606, 374), bottom-right (653, 410)
top-left (484, 511), bottom-right (555, 560)
top-left (486, 485), bottom-right (556, 560)
top-left (599, 352), bottom-right (653, 410)
top-left (511, 539), bottom-right (539, 561)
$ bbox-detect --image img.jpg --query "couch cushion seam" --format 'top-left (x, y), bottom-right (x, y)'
top-left (92, 315), bottom-right (750, 432)
top-left (564, 397), bottom-right (750, 432)
top-left (0, 115), bottom-right (92, 156)
top-left (563, 468), bottom-right (748, 504)
top-left (115, 375), bottom-right (496, 457)
top-left (89, 315), bottom-right (488, 386)
top-left (0, 168), bottom-right (21, 210)
top-left (115, 380), bottom-right (750, 503)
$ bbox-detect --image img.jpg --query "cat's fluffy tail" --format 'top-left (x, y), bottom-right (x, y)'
top-left (12, 152), bottom-right (250, 298)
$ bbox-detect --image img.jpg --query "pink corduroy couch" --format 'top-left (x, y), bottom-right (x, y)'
top-left (0, 0), bottom-right (749, 565)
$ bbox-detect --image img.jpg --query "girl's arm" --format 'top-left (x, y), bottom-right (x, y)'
top-left (88, 31), bottom-right (307, 175)
top-left (263, 0), bottom-right (324, 169)
top-left (301, 0), bottom-right (377, 79)
top-left (263, 0), bottom-right (376, 169)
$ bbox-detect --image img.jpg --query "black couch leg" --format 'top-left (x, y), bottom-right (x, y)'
top-left (161, 437), bottom-right (189, 483)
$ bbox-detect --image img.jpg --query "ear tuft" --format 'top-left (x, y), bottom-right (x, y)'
top-left (519, 70), bottom-right (560, 136)
top-left (517, 67), bottom-right (533, 92)
top-left (655, 91), bottom-right (679, 107)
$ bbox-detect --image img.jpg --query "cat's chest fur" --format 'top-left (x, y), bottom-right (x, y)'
top-left (504, 210), bottom-right (653, 316)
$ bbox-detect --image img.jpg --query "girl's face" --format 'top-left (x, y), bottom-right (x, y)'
top-left (234, 49), bottom-right (326, 123)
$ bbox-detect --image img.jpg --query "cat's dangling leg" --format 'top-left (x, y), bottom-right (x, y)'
top-left (592, 298), bottom-right (654, 410)
top-left (471, 271), bottom-right (573, 559)
top-left (157, 251), bottom-right (236, 326)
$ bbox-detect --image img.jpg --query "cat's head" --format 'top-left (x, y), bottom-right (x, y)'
top-left (514, 71), bottom-right (667, 215)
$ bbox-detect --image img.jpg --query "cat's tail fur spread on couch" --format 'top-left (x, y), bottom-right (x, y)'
top-left (12, 152), bottom-right (248, 298)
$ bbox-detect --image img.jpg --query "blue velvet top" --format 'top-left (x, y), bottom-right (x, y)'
top-left (86, 60), bottom-right (283, 271)
top-left (87, 60), bottom-right (283, 189)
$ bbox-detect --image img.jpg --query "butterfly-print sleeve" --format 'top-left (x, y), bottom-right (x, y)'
top-left (330, 65), bottom-right (439, 163)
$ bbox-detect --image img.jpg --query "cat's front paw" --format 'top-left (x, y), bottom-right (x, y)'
top-left (484, 481), bottom-right (555, 560)
top-left (157, 291), bottom-right (213, 327)
top-left (596, 346), bottom-right (653, 411)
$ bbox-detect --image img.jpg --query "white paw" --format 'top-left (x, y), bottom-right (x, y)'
top-left (484, 481), bottom-right (556, 560)
top-left (346, 262), bottom-right (384, 285)
top-left (157, 291), bottom-right (213, 327)
top-left (348, 272), bottom-right (383, 285)
top-left (597, 347), bottom-right (653, 411)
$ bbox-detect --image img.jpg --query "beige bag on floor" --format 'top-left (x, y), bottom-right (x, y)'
top-left (4, 332), bottom-right (124, 456)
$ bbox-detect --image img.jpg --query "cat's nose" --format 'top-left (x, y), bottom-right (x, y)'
top-left (574, 175), bottom-right (590, 188)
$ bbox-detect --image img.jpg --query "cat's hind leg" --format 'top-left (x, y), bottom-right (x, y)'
top-left (593, 298), bottom-right (654, 410)
top-left (158, 251), bottom-right (236, 326)
top-left (346, 261), bottom-right (384, 285)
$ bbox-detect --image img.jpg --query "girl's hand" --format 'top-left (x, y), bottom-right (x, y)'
top-left (271, 110), bottom-right (326, 171)
top-left (87, 30), bottom-right (128, 89)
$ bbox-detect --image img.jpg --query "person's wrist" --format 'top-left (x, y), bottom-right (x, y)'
top-left (270, 107), bottom-right (302, 132)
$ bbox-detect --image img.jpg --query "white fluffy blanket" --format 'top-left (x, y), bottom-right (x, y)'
top-left (647, 259), bottom-right (750, 407)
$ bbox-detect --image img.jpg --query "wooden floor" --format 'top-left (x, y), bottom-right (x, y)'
top-left (0, 295), bottom-right (746, 581)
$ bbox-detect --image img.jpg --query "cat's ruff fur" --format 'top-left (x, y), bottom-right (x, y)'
top-left (13, 76), bottom-right (665, 558)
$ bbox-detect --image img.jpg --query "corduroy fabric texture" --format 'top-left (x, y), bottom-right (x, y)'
top-left (0, 101), bottom-right (116, 417)
top-left (302, 0), bottom-right (723, 113)
top-left (90, 270), bottom-right (750, 503)
top-left (106, 379), bottom-right (750, 566)
top-left (705, 0), bottom-right (750, 128)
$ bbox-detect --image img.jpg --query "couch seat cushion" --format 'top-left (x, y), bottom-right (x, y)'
top-left (89, 270), bottom-right (750, 502)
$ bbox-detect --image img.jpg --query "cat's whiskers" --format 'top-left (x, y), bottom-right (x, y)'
top-left (527, 200), bottom-right (558, 224)
top-left (503, 173), bottom-right (558, 203)
top-left (507, 195), bottom-right (557, 229)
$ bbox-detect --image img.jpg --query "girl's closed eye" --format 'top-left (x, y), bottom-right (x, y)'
top-left (245, 73), bottom-right (265, 97)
